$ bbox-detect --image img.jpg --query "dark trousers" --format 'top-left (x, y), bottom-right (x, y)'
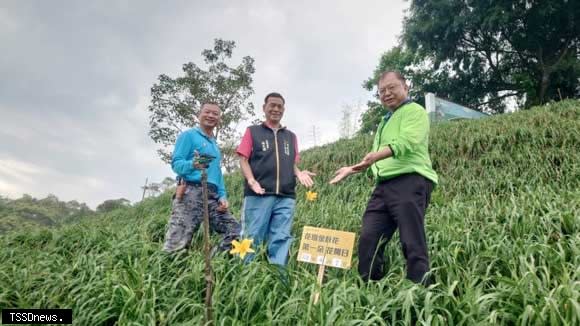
top-left (358, 173), bottom-right (434, 283)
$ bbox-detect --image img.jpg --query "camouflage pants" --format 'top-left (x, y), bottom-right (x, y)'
top-left (163, 184), bottom-right (241, 253)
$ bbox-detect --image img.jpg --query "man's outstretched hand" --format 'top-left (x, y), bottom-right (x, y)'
top-left (297, 170), bottom-right (316, 187)
top-left (329, 166), bottom-right (356, 185)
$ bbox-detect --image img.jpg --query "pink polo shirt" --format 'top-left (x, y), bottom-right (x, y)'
top-left (236, 123), bottom-right (300, 163)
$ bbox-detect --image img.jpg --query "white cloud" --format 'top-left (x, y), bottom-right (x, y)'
top-left (0, 158), bottom-right (52, 183)
top-left (0, 7), bottom-right (20, 32)
top-left (0, 0), bottom-right (408, 207)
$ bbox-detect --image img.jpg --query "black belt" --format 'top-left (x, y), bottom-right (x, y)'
top-left (184, 180), bottom-right (217, 192)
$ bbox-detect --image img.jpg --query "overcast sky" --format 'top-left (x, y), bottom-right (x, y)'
top-left (0, 0), bottom-right (408, 208)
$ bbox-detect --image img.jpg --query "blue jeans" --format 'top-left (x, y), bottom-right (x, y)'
top-left (241, 196), bottom-right (296, 266)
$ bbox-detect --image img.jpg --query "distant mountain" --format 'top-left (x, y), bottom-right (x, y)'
top-left (0, 194), bottom-right (94, 233)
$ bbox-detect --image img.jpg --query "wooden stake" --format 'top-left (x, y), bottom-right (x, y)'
top-left (557, 88), bottom-right (563, 101)
top-left (313, 263), bottom-right (325, 305)
top-left (201, 169), bottom-right (213, 325)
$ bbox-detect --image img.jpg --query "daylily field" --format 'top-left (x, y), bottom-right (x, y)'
top-left (1, 101), bottom-right (579, 325)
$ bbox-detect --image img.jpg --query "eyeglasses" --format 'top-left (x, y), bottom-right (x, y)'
top-left (378, 85), bottom-right (398, 96)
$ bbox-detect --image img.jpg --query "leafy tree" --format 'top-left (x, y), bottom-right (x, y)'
top-left (38, 194), bottom-right (66, 212)
top-left (148, 39), bottom-right (256, 165)
top-left (65, 200), bottom-right (90, 212)
top-left (219, 137), bottom-right (242, 173)
top-left (160, 177), bottom-right (175, 191)
top-left (96, 198), bottom-right (131, 213)
top-left (362, 0), bottom-right (579, 132)
top-left (403, 0), bottom-right (579, 108)
top-left (358, 102), bottom-right (387, 135)
top-left (19, 194), bottom-right (35, 203)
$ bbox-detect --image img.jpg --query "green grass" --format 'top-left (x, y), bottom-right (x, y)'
top-left (1, 100), bottom-right (579, 325)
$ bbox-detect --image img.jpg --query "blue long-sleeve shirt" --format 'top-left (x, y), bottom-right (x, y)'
top-left (171, 127), bottom-right (227, 200)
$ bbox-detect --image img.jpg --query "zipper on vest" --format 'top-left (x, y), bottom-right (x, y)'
top-left (274, 129), bottom-right (280, 194)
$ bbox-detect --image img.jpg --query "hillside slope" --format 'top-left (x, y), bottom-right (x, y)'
top-left (1, 100), bottom-right (579, 325)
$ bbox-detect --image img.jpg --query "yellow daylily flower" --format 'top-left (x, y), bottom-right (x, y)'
top-left (306, 190), bottom-right (318, 201)
top-left (230, 238), bottom-right (255, 259)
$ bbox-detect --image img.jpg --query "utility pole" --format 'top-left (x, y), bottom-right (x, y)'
top-left (310, 125), bottom-right (318, 147)
top-left (141, 177), bottom-right (148, 200)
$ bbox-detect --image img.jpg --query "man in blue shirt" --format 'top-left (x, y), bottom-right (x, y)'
top-left (163, 102), bottom-right (241, 253)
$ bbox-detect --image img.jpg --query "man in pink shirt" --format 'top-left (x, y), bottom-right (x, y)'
top-left (236, 92), bottom-right (315, 266)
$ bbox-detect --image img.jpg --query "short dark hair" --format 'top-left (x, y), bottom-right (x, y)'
top-left (264, 92), bottom-right (285, 104)
top-left (379, 71), bottom-right (407, 84)
top-left (200, 101), bottom-right (220, 111)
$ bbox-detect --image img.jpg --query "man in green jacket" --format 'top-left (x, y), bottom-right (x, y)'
top-left (330, 71), bottom-right (438, 284)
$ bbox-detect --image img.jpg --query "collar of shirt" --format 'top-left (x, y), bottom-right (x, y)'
top-left (263, 121), bottom-right (285, 130)
top-left (383, 98), bottom-right (412, 121)
top-left (194, 127), bottom-right (216, 141)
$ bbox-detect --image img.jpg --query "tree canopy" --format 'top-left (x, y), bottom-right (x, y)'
top-left (362, 0), bottom-right (579, 130)
top-left (148, 39), bottom-right (256, 165)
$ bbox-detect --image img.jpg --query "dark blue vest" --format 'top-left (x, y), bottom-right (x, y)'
top-left (244, 124), bottom-right (297, 198)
